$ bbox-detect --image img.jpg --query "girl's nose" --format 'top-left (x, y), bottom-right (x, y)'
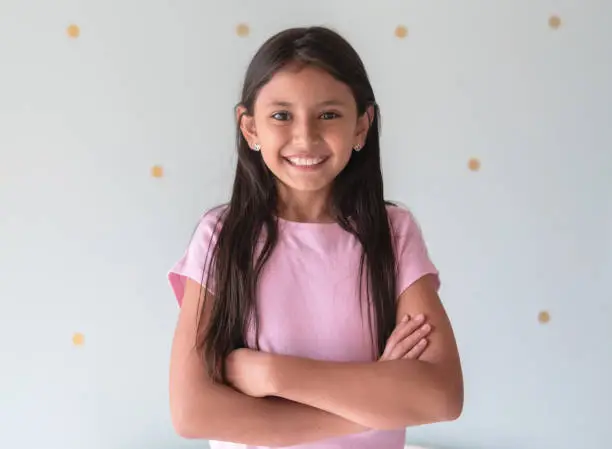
top-left (292, 117), bottom-right (321, 146)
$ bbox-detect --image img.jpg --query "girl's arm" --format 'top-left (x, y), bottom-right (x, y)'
top-left (169, 278), bottom-right (369, 447)
top-left (267, 274), bottom-right (464, 430)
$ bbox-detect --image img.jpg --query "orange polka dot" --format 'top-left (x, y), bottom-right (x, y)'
top-left (66, 24), bottom-right (80, 38)
top-left (468, 158), bottom-right (481, 171)
top-left (72, 332), bottom-right (85, 346)
top-left (548, 15), bottom-right (561, 29)
top-left (538, 311), bottom-right (550, 324)
top-left (395, 25), bottom-right (408, 39)
top-left (151, 165), bottom-right (164, 178)
top-left (236, 23), bottom-right (250, 37)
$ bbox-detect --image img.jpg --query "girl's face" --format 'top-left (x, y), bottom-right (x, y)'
top-left (239, 64), bottom-right (371, 202)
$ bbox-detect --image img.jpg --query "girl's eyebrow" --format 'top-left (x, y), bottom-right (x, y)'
top-left (265, 99), bottom-right (347, 107)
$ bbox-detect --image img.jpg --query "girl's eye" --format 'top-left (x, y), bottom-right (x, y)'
top-left (320, 112), bottom-right (340, 120)
top-left (271, 111), bottom-right (290, 121)
top-left (270, 111), bottom-right (341, 121)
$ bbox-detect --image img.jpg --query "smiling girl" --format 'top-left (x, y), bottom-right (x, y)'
top-left (168, 26), bottom-right (463, 449)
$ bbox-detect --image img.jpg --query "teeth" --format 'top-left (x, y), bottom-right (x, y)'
top-left (287, 157), bottom-right (325, 167)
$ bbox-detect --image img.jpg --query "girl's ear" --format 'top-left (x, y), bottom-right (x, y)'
top-left (354, 103), bottom-right (375, 146)
top-left (236, 105), bottom-right (258, 148)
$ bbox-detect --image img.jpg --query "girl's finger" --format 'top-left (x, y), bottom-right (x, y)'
top-left (381, 315), bottom-right (412, 359)
top-left (386, 323), bottom-right (431, 360)
top-left (383, 315), bottom-right (424, 352)
top-left (403, 338), bottom-right (428, 359)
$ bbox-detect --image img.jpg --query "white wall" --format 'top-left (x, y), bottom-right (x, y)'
top-left (1, 1), bottom-right (611, 448)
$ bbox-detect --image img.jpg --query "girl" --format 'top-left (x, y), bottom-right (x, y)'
top-left (168, 26), bottom-right (463, 449)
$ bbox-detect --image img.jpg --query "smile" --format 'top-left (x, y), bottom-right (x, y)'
top-left (284, 156), bottom-right (327, 167)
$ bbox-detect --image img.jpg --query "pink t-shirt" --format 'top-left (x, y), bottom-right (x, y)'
top-left (168, 204), bottom-right (440, 449)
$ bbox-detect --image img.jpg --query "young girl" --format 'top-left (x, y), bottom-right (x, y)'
top-left (168, 26), bottom-right (463, 449)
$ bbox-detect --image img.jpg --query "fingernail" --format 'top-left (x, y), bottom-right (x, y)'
top-left (422, 324), bottom-right (431, 332)
top-left (415, 314), bottom-right (424, 322)
top-left (401, 314), bottom-right (409, 323)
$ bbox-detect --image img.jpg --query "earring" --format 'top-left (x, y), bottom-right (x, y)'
top-left (253, 143), bottom-right (261, 152)
top-left (353, 144), bottom-right (362, 152)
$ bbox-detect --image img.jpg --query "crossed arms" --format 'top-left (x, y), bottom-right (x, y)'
top-left (169, 274), bottom-right (463, 447)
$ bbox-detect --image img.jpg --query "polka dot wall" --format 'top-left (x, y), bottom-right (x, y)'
top-left (0, 2), bottom-right (611, 449)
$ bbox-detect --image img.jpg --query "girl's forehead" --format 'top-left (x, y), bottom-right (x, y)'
top-left (256, 66), bottom-right (354, 106)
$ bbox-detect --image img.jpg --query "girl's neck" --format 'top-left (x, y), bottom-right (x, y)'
top-left (276, 187), bottom-right (334, 223)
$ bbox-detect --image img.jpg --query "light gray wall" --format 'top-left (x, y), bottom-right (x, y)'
top-left (1, 1), bottom-right (610, 448)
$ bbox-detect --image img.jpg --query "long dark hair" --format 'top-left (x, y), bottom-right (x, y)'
top-left (197, 26), bottom-right (398, 382)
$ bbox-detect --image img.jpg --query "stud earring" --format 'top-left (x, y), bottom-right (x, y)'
top-left (353, 144), bottom-right (362, 151)
top-left (253, 143), bottom-right (261, 152)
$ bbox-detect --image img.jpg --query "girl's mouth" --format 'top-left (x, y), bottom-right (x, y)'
top-left (284, 156), bottom-right (328, 168)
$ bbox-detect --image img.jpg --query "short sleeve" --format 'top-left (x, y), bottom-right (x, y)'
top-left (388, 205), bottom-right (441, 298)
top-left (167, 207), bottom-right (225, 306)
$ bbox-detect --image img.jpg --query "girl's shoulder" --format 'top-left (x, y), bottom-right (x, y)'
top-left (195, 203), bottom-right (229, 227)
top-left (188, 203), bottom-right (229, 245)
top-left (384, 201), bottom-right (421, 235)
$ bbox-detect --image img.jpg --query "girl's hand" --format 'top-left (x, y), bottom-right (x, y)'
top-left (225, 348), bottom-right (275, 398)
top-left (379, 314), bottom-right (431, 361)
